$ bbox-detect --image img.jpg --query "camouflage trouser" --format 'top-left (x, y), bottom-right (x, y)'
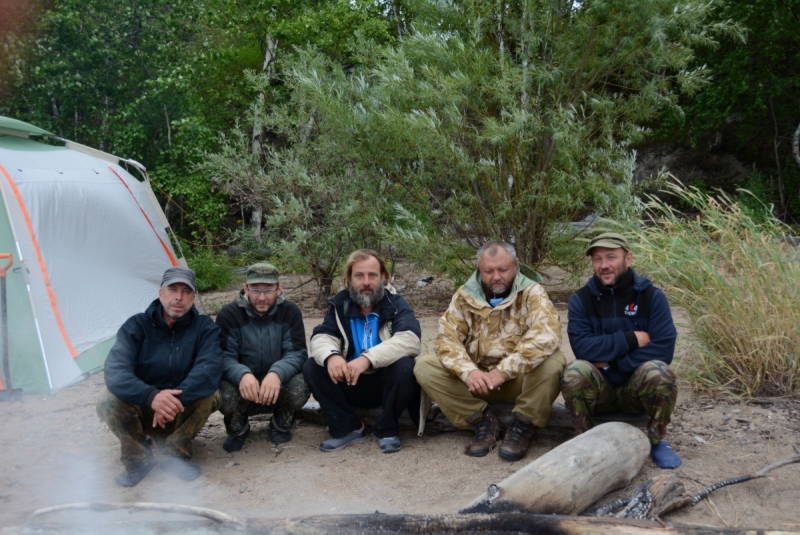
top-left (96, 390), bottom-right (219, 470)
top-left (561, 360), bottom-right (677, 444)
top-left (218, 373), bottom-right (310, 437)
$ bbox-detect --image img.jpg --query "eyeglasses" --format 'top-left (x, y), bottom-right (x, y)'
top-left (248, 287), bottom-right (277, 295)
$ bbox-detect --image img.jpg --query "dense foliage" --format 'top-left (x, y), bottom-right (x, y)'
top-left (1, 0), bottom-right (796, 278)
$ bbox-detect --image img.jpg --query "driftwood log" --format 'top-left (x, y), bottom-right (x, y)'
top-left (26, 508), bottom-right (800, 534)
top-left (464, 421), bottom-right (650, 515)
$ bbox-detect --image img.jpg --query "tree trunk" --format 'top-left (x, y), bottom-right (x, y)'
top-left (465, 422), bottom-right (650, 515)
top-left (315, 273), bottom-right (333, 309)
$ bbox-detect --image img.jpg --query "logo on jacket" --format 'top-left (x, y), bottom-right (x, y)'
top-left (624, 302), bottom-right (638, 316)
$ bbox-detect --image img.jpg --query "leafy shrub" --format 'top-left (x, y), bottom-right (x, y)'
top-left (621, 181), bottom-right (799, 397)
top-left (185, 247), bottom-right (234, 292)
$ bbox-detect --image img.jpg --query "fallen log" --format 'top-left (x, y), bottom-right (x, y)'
top-left (464, 421), bottom-right (650, 515)
top-left (25, 509), bottom-right (800, 534)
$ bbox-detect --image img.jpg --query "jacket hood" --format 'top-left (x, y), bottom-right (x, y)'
top-left (460, 270), bottom-right (535, 310)
top-left (235, 288), bottom-right (285, 317)
top-left (586, 268), bottom-right (652, 296)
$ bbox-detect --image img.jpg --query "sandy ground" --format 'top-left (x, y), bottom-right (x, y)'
top-left (1, 270), bottom-right (799, 532)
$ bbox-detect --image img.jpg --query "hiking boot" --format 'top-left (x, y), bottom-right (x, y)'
top-left (465, 411), bottom-right (500, 457)
top-left (498, 417), bottom-right (535, 462)
top-left (269, 425), bottom-right (292, 445)
top-left (115, 460), bottom-right (154, 488)
top-left (161, 456), bottom-right (202, 481)
top-left (223, 433), bottom-right (247, 453)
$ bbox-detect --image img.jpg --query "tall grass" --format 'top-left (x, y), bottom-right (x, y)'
top-left (620, 181), bottom-right (799, 398)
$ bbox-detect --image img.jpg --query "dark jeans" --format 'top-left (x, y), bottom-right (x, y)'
top-left (303, 356), bottom-right (419, 438)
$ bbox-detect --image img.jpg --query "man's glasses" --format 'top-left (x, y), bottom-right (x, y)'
top-left (248, 287), bottom-right (277, 295)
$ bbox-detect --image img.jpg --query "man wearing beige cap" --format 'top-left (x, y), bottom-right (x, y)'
top-left (97, 266), bottom-right (222, 487)
top-left (563, 232), bottom-right (681, 469)
top-left (216, 262), bottom-right (309, 452)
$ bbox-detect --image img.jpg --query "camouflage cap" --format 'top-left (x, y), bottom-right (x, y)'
top-left (161, 266), bottom-right (197, 292)
top-left (246, 262), bottom-right (279, 284)
top-left (585, 232), bottom-right (630, 255)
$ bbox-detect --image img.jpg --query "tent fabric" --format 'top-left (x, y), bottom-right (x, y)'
top-left (0, 117), bottom-right (183, 394)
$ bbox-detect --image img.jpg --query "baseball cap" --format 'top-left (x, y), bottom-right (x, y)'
top-left (585, 232), bottom-right (630, 255)
top-left (246, 262), bottom-right (279, 284)
top-left (161, 266), bottom-right (197, 292)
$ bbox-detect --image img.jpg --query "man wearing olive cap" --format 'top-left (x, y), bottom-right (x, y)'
top-left (97, 266), bottom-right (223, 487)
top-left (215, 262), bottom-right (309, 452)
top-left (563, 232), bottom-right (681, 469)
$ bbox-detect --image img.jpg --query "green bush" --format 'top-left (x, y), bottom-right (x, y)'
top-left (185, 247), bottom-right (235, 292)
top-left (620, 181), bottom-right (799, 398)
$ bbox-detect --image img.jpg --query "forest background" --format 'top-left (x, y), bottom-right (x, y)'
top-left (1, 0), bottom-right (798, 399)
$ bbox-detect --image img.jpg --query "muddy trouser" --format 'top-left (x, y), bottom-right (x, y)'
top-left (218, 373), bottom-right (310, 438)
top-left (96, 390), bottom-right (219, 471)
top-left (561, 359), bottom-right (677, 445)
top-left (413, 351), bottom-right (567, 429)
top-left (303, 356), bottom-right (420, 439)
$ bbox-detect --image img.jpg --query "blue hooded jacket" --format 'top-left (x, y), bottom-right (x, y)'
top-left (567, 268), bottom-right (676, 385)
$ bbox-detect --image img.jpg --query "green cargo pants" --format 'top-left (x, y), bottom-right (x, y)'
top-left (96, 390), bottom-right (219, 470)
top-left (414, 351), bottom-right (567, 428)
top-left (561, 359), bottom-right (677, 444)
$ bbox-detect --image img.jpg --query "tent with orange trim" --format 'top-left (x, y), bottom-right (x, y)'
top-left (0, 116), bottom-right (184, 394)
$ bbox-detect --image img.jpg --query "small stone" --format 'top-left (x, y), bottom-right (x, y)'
top-left (693, 435), bottom-right (707, 445)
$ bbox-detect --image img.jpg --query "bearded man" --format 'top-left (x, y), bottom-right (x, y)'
top-left (414, 241), bottom-right (566, 462)
top-left (563, 232), bottom-right (681, 469)
top-left (303, 249), bottom-right (421, 453)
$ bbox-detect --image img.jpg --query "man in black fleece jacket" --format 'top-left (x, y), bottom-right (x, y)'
top-left (215, 262), bottom-right (309, 452)
top-left (97, 267), bottom-right (222, 487)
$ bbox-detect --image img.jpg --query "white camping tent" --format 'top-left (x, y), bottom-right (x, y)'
top-left (0, 116), bottom-right (184, 394)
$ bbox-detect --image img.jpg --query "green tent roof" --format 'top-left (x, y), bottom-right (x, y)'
top-left (0, 116), bottom-right (54, 137)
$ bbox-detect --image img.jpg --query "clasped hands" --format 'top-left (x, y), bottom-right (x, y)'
top-left (326, 354), bottom-right (371, 386)
top-left (239, 372), bottom-right (282, 405)
top-left (465, 368), bottom-right (507, 396)
top-left (151, 388), bottom-right (184, 429)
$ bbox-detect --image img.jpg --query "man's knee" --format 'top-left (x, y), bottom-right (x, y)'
top-left (303, 357), bottom-right (327, 386)
top-left (634, 360), bottom-right (677, 389)
top-left (282, 373), bottom-right (311, 410)
top-left (96, 391), bottom-right (138, 425)
top-left (413, 353), bottom-right (445, 389)
top-left (385, 355), bottom-right (415, 380)
top-left (218, 380), bottom-right (241, 414)
top-left (561, 359), bottom-right (598, 399)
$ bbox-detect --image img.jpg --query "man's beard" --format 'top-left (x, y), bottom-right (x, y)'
top-left (349, 282), bottom-right (385, 309)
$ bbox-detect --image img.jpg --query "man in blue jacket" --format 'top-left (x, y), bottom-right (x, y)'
top-left (563, 232), bottom-right (681, 468)
top-left (97, 267), bottom-right (222, 487)
top-left (304, 249), bottom-right (421, 454)
top-left (216, 262), bottom-right (309, 452)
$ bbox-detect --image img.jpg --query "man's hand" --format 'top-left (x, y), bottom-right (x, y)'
top-left (239, 373), bottom-right (260, 402)
top-left (593, 361), bottom-right (610, 369)
top-left (151, 389), bottom-right (183, 428)
top-left (486, 368), bottom-right (507, 390)
top-left (326, 354), bottom-right (351, 385)
top-left (346, 356), bottom-right (371, 386)
top-left (259, 372), bottom-right (281, 405)
top-left (634, 331), bottom-right (651, 348)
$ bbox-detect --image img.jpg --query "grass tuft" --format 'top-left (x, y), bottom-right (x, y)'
top-left (614, 180), bottom-right (799, 398)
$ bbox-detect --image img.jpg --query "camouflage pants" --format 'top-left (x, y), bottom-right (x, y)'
top-left (96, 390), bottom-right (219, 470)
top-left (561, 360), bottom-right (677, 444)
top-left (218, 373), bottom-right (309, 437)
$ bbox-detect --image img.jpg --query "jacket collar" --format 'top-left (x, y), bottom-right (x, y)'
top-left (146, 298), bottom-right (198, 330)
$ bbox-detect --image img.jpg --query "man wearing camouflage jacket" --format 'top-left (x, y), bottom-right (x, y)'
top-left (415, 241), bottom-right (566, 461)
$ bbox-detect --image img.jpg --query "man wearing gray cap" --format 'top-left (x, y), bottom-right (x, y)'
top-left (216, 262), bottom-right (309, 452)
top-left (563, 232), bottom-right (681, 469)
top-left (97, 266), bottom-right (223, 487)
